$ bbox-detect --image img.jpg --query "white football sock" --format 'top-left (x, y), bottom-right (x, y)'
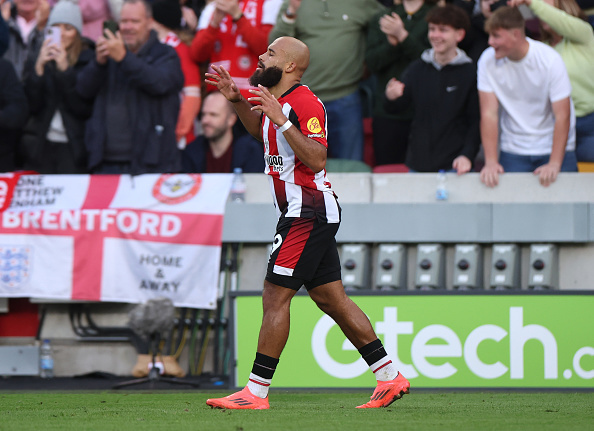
top-left (370, 358), bottom-right (398, 382)
top-left (247, 373), bottom-right (271, 399)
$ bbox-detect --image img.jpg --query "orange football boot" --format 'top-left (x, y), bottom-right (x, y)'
top-left (206, 387), bottom-right (270, 410)
top-left (356, 373), bottom-right (410, 408)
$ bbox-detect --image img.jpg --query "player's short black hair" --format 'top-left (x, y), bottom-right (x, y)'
top-left (425, 4), bottom-right (470, 33)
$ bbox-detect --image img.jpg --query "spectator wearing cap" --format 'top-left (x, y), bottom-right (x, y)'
top-left (76, 0), bottom-right (184, 174)
top-left (151, 0), bottom-right (201, 148)
top-left (19, 0), bottom-right (94, 173)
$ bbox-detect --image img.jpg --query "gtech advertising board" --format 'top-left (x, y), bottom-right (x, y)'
top-left (233, 294), bottom-right (594, 388)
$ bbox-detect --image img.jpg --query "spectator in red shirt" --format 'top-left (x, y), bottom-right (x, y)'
top-left (189, 0), bottom-right (282, 101)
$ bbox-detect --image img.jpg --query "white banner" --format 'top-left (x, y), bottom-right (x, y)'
top-left (0, 174), bottom-right (232, 309)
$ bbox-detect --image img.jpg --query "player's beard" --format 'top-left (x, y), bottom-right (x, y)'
top-left (249, 65), bottom-right (283, 88)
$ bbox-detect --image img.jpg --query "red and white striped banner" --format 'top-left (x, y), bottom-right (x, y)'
top-left (0, 173), bottom-right (232, 309)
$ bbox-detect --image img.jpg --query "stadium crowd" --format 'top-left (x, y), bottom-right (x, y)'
top-left (0, 0), bottom-right (593, 184)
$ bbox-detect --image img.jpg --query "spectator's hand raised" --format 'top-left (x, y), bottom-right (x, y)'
top-left (248, 84), bottom-right (285, 126)
top-left (287, 0), bottom-right (302, 14)
top-left (99, 29), bottom-right (127, 63)
top-left (95, 36), bottom-right (110, 65)
top-left (36, 0), bottom-right (50, 30)
top-left (53, 43), bottom-right (69, 72)
top-left (210, 7), bottom-right (226, 28)
top-left (105, 29), bottom-right (126, 62)
top-left (385, 78), bottom-right (405, 101)
top-left (182, 5), bottom-right (198, 30)
top-left (534, 162), bottom-right (560, 187)
top-left (205, 64), bottom-right (243, 102)
top-left (0, 0), bottom-right (11, 22)
top-left (215, 0), bottom-right (242, 20)
top-left (34, 39), bottom-right (67, 76)
top-left (34, 39), bottom-right (54, 76)
top-left (380, 13), bottom-right (407, 45)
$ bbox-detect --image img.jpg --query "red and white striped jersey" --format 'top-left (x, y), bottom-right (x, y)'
top-left (262, 84), bottom-right (340, 224)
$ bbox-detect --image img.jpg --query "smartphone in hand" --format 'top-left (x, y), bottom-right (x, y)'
top-left (103, 20), bottom-right (119, 36)
top-left (44, 26), bottom-right (61, 47)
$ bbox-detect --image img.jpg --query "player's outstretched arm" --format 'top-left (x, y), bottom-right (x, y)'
top-left (205, 64), bottom-right (263, 141)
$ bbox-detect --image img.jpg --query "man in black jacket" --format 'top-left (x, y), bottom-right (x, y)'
top-left (384, 4), bottom-right (480, 173)
top-left (0, 58), bottom-right (28, 172)
top-left (2, 0), bottom-right (47, 80)
top-left (76, 0), bottom-right (184, 175)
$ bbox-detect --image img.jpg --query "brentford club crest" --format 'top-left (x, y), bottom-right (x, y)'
top-left (0, 246), bottom-right (31, 291)
top-left (238, 55), bottom-right (252, 70)
top-left (152, 174), bottom-right (202, 205)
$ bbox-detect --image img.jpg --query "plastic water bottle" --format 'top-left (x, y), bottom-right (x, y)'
top-left (230, 167), bottom-right (246, 203)
top-left (436, 170), bottom-right (449, 201)
top-left (39, 339), bottom-right (54, 378)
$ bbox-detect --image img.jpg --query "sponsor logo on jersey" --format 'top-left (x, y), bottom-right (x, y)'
top-left (265, 154), bottom-right (284, 172)
top-left (307, 117), bottom-right (324, 138)
top-left (238, 55), bottom-right (252, 70)
top-left (307, 117), bottom-right (322, 133)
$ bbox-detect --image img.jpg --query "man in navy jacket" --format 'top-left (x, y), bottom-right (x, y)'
top-left (76, 0), bottom-right (184, 175)
top-left (182, 92), bottom-right (264, 173)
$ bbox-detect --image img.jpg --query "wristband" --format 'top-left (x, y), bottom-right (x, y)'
top-left (278, 120), bottom-right (292, 133)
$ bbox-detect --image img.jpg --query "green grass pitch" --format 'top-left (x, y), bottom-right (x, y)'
top-left (1, 391), bottom-right (593, 431)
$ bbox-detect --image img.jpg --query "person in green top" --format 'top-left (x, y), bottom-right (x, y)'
top-left (510, 0), bottom-right (594, 162)
top-left (268, 0), bottom-right (385, 163)
top-left (365, 0), bottom-right (437, 166)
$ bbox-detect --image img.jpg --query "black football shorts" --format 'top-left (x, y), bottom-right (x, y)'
top-left (265, 216), bottom-right (341, 291)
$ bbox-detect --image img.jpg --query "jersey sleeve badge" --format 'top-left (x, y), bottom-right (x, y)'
top-left (306, 117), bottom-right (324, 138)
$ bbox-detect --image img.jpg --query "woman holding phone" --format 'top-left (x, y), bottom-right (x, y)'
top-left (20, 0), bottom-right (94, 173)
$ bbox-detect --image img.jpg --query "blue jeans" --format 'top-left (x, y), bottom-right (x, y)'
top-left (576, 111), bottom-right (594, 162)
top-left (499, 151), bottom-right (578, 172)
top-left (324, 91), bottom-right (364, 161)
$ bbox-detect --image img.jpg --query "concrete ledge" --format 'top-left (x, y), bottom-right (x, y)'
top-left (493, 203), bottom-right (589, 242)
top-left (222, 202), bottom-right (591, 243)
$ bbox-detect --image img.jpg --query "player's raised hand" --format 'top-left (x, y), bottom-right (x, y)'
top-left (248, 84), bottom-right (285, 125)
top-left (205, 64), bottom-right (242, 103)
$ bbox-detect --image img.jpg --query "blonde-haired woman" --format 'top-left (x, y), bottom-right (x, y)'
top-left (21, 0), bottom-right (94, 173)
top-left (509, 0), bottom-right (594, 162)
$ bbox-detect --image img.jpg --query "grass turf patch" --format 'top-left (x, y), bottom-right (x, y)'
top-left (1, 391), bottom-right (593, 431)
